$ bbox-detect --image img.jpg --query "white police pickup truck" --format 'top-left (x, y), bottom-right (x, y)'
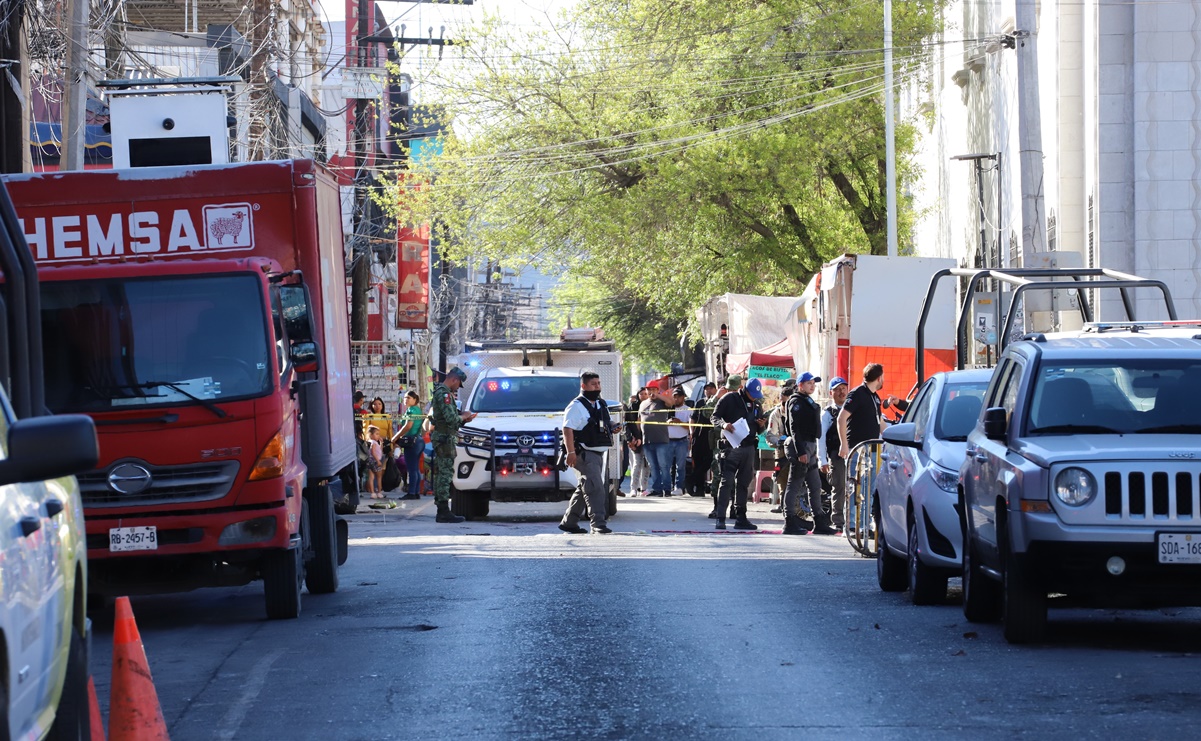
top-left (448, 338), bottom-right (623, 520)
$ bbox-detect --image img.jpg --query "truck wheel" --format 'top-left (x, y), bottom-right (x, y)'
top-left (333, 466), bottom-right (360, 515)
top-left (450, 485), bottom-right (473, 518)
top-left (1002, 539), bottom-right (1047, 644)
top-left (263, 546), bottom-right (303, 620)
top-left (962, 535), bottom-right (1002, 622)
top-left (47, 625), bottom-right (88, 741)
top-left (907, 515), bottom-right (947, 605)
top-left (875, 508), bottom-right (907, 592)
top-left (470, 494), bottom-right (490, 519)
top-left (304, 484), bottom-right (339, 595)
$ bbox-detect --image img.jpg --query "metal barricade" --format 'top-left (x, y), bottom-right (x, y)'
top-left (844, 439), bottom-right (887, 558)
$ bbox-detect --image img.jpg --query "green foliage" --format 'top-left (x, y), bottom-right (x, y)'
top-left (390, 0), bottom-right (944, 360)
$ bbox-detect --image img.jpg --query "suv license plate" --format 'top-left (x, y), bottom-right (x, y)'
top-left (1157, 532), bottom-right (1201, 564)
top-left (109, 526), bottom-right (158, 553)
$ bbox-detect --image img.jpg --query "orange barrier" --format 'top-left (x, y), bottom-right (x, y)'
top-left (109, 597), bottom-right (170, 741)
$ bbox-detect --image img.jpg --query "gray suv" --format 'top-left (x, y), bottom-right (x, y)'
top-left (960, 326), bottom-right (1201, 643)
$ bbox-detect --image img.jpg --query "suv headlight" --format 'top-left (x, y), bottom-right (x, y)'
top-left (932, 467), bottom-right (958, 493)
top-left (1054, 467), bottom-right (1096, 506)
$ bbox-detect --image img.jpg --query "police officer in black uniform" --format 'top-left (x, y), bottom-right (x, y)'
top-left (783, 372), bottom-right (836, 535)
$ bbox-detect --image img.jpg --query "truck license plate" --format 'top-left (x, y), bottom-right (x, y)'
top-left (109, 526), bottom-right (158, 553)
top-left (1157, 533), bottom-right (1201, 564)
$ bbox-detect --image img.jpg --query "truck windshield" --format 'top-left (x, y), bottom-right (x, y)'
top-left (469, 376), bottom-right (584, 413)
top-left (1029, 360), bottom-right (1201, 435)
top-left (40, 275), bottom-right (273, 413)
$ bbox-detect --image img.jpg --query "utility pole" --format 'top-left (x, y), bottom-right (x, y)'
top-left (61, 0), bottom-right (89, 170)
top-left (249, 0), bottom-right (272, 160)
top-left (883, 0), bottom-right (897, 257)
top-left (1015, 0), bottom-right (1046, 261)
top-left (350, 0), bottom-right (374, 343)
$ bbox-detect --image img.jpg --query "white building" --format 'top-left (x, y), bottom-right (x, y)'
top-left (908, 0), bottom-right (1201, 323)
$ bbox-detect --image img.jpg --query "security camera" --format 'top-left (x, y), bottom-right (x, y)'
top-left (162, 118), bottom-right (175, 130)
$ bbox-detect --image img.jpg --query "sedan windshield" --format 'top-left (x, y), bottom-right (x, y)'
top-left (469, 376), bottom-right (584, 413)
top-left (1028, 360), bottom-right (1201, 435)
top-left (40, 275), bottom-right (272, 413)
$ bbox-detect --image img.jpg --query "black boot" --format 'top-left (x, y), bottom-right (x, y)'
top-left (782, 515), bottom-right (807, 535)
top-left (436, 501), bottom-right (465, 523)
top-left (732, 517), bottom-right (758, 531)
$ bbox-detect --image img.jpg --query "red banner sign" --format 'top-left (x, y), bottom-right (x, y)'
top-left (396, 225), bottom-right (429, 329)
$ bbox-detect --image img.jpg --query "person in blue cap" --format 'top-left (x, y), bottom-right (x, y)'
top-left (819, 376), bottom-right (851, 531)
top-left (782, 371), bottom-right (835, 535)
top-left (711, 376), bottom-right (766, 530)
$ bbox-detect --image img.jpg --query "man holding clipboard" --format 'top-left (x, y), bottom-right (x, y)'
top-left (712, 375), bottom-right (765, 531)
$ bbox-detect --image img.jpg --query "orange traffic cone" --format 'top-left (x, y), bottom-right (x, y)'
top-left (108, 597), bottom-right (169, 741)
top-left (87, 676), bottom-right (105, 741)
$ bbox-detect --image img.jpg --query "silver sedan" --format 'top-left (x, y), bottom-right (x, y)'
top-left (874, 369), bottom-right (992, 604)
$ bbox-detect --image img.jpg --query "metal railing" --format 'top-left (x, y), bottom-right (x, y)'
top-left (844, 439), bottom-right (887, 558)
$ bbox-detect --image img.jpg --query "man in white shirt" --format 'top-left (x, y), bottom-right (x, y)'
top-left (666, 386), bottom-right (692, 496)
top-left (559, 371), bottom-right (616, 534)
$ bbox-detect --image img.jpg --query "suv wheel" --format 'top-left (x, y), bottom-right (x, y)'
top-left (46, 625), bottom-right (88, 741)
top-left (907, 515), bottom-right (947, 605)
top-left (1002, 541), bottom-right (1047, 644)
top-left (962, 535), bottom-right (1002, 622)
top-left (875, 507), bottom-right (907, 592)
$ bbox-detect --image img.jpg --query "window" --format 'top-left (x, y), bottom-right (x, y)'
top-left (40, 275), bottom-right (272, 413)
top-left (904, 381), bottom-right (936, 442)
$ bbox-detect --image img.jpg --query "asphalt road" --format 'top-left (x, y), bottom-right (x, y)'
top-left (86, 494), bottom-right (1201, 740)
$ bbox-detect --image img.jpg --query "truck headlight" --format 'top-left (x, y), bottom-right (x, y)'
top-left (1054, 467), bottom-right (1096, 506)
top-left (932, 467), bottom-right (958, 493)
top-left (456, 429), bottom-right (491, 448)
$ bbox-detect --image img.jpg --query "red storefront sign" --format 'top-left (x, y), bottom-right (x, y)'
top-left (396, 224), bottom-right (429, 329)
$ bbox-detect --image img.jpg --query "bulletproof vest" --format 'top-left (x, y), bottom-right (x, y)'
top-left (824, 405), bottom-right (841, 461)
top-left (573, 396), bottom-right (614, 449)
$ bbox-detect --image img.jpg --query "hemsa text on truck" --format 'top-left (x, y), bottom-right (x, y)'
top-left (5, 160), bottom-right (356, 619)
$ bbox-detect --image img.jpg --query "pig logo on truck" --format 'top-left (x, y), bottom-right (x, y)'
top-left (203, 204), bottom-right (254, 249)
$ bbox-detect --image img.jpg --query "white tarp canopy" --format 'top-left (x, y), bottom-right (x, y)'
top-left (783, 274), bottom-right (819, 371)
top-left (697, 293), bottom-right (800, 356)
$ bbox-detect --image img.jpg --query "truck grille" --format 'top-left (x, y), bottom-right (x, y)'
top-left (492, 431), bottom-right (559, 450)
top-left (1101, 469), bottom-right (1199, 520)
top-left (77, 460), bottom-right (240, 508)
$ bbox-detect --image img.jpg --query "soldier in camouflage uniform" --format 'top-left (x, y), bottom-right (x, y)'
top-left (430, 366), bottom-right (476, 523)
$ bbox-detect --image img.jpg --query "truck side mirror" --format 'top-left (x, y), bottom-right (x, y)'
top-left (983, 407), bottom-right (1008, 441)
top-left (0, 415), bottom-right (99, 486)
top-left (278, 285), bottom-right (316, 343)
top-left (290, 341), bottom-right (321, 374)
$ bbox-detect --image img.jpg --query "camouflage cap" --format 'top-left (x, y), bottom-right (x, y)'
top-left (447, 366), bottom-right (468, 382)
top-left (724, 374), bottom-right (743, 390)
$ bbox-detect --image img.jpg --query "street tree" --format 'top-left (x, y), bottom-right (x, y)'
top-left (391, 0), bottom-right (942, 362)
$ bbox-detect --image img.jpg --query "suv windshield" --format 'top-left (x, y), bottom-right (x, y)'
top-left (40, 275), bottom-right (272, 413)
top-left (470, 376), bottom-right (583, 413)
top-left (1029, 360), bottom-right (1201, 435)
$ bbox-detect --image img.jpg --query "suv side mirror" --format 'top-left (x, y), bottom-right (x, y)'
top-left (0, 415), bottom-right (99, 486)
top-left (983, 407), bottom-right (1008, 441)
top-left (881, 422), bottom-right (921, 449)
top-left (289, 341), bottom-right (321, 374)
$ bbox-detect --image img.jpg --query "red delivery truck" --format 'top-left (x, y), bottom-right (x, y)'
top-left (4, 160), bottom-right (357, 619)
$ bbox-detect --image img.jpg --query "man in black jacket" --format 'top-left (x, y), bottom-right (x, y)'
top-left (712, 376), bottom-right (765, 530)
top-left (783, 372), bottom-right (835, 535)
